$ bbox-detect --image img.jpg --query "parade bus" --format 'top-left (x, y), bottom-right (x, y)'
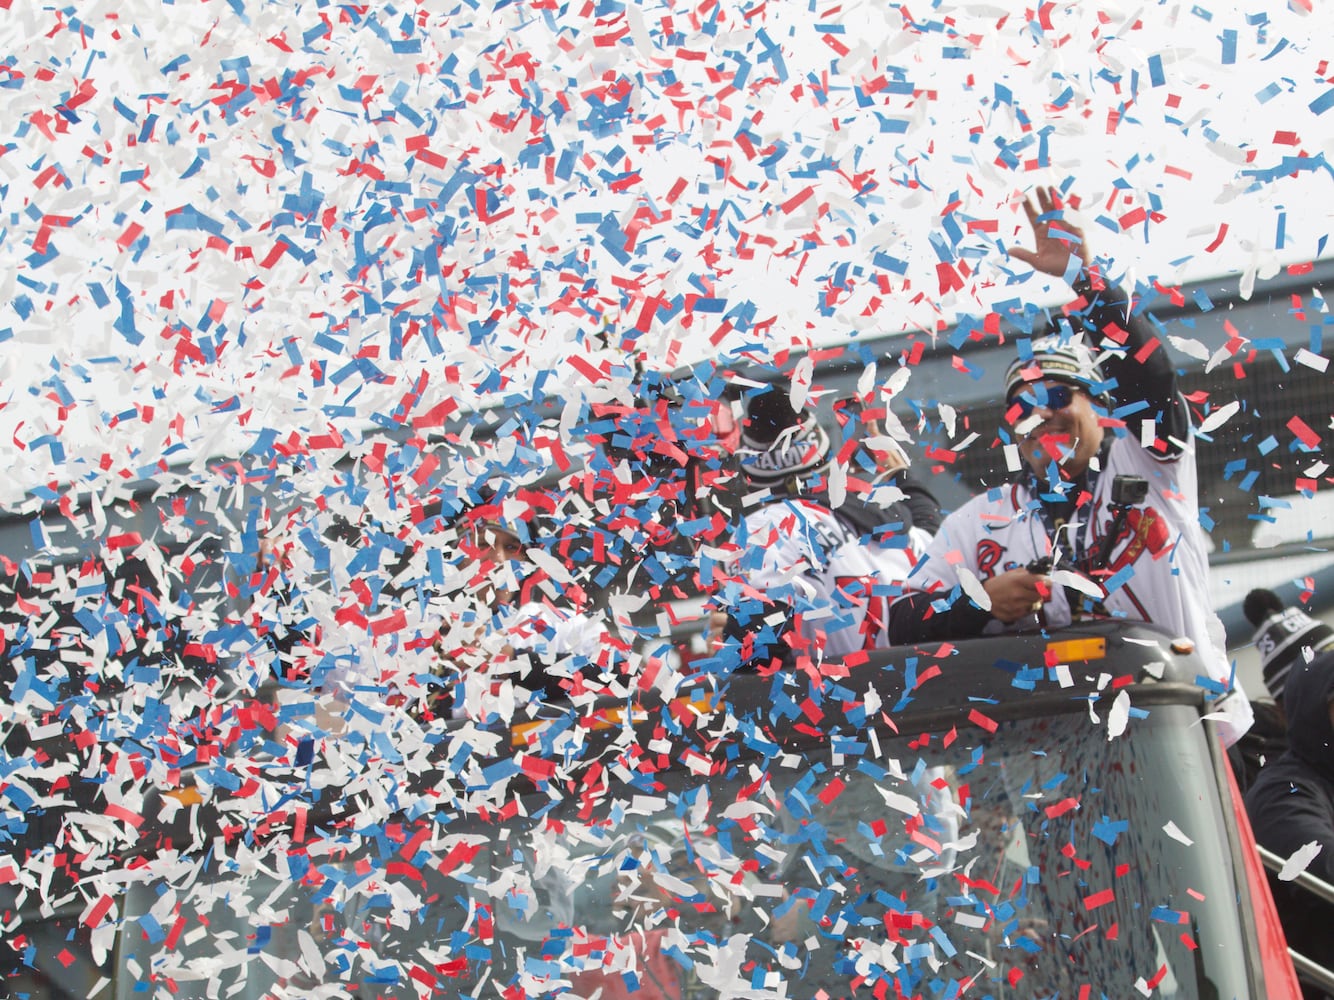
top-left (3, 621), bottom-right (1302, 999)
top-left (7, 262), bottom-right (1334, 999)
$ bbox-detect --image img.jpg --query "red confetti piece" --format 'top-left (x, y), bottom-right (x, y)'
top-left (1083, 888), bottom-right (1115, 910)
top-left (520, 754), bottom-right (557, 782)
top-left (1045, 797), bottom-right (1080, 817)
top-left (104, 803), bottom-right (145, 829)
top-left (966, 708), bottom-right (998, 733)
top-left (83, 894), bottom-right (114, 927)
top-left (916, 663), bottom-right (943, 686)
top-left (370, 609), bottom-right (407, 637)
top-left (817, 777), bottom-right (846, 805)
top-left (1288, 415), bottom-right (1321, 448)
top-left (1118, 206), bottom-right (1147, 229)
top-left (780, 186), bottom-right (814, 213)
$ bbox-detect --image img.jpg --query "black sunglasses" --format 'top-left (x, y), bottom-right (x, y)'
top-left (1008, 383), bottom-right (1076, 419)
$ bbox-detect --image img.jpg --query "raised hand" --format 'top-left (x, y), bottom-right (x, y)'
top-left (1009, 185), bottom-right (1092, 280)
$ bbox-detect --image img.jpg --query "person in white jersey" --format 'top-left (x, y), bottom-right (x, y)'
top-left (430, 496), bottom-right (608, 720)
top-left (716, 383), bottom-right (939, 669)
top-left (887, 185), bottom-right (1251, 745)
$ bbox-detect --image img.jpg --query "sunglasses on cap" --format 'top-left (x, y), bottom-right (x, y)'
top-left (1007, 383), bottom-right (1077, 419)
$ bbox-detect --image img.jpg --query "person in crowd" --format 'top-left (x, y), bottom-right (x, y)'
top-left (425, 493), bottom-right (609, 721)
top-left (886, 185), bottom-right (1251, 744)
top-left (1245, 645), bottom-right (1334, 999)
top-left (713, 382), bottom-right (940, 670)
top-left (1245, 588), bottom-right (1334, 703)
top-left (1229, 588), bottom-right (1334, 791)
top-left (248, 474), bottom-right (618, 736)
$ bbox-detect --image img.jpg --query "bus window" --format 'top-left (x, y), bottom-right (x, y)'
top-left (114, 702), bottom-right (1250, 998)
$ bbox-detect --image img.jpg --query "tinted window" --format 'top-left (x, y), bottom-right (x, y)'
top-left (116, 705), bottom-right (1249, 998)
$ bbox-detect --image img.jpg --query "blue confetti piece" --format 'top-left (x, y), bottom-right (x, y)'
top-left (247, 926), bottom-right (273, 955)
top-left (1151, 906), bottom-right (1189, 924)
top-left (1147, 53), bottom-right (1165, 87)
top-left (875, 114), bottom-right (911, 134)
top-left (1, 782), bottom-right (34, 812)
top-left (137, 913), bottom-right (166, 945)
top-left (927, 924), bottom-right (958, 958)
top-left (1102, 564), bottom-right (1134, 594)
top-left (1091, 816), bottom-right (1129, 845)
top-left (1309, 87), bottom-right (1334, 115)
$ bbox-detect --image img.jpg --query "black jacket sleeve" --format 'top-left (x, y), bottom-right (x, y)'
top-left (897, 467), bottom-right (943, 536)
top-left (1244, 758), bottom-right (1334, 973)
top-left (887, 589), bottom-right (995, 646)
top-left (1071, 274), bottom-right (1190, 458)
top-left (1246, 759), bottom-right (1334, 885)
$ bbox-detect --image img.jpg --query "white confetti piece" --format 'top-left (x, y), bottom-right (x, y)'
top-left (938, 403), bottom-right (958, 438)
top-left (1163, 821), bottom-right (1194, 846)
top-left (1278, 841), bottom-right (1323, 881)
top-left (1167, 335), bottom-right (1210, 362)
top-left (1052, 569), bottom-right (1105, 599)
top-left (827, 457), bottom-right (848, 509)
top-left (957, 567), bottom-right (992, 612)
top-left (1107, 689), bottom-right (1131, 740)
top-left (1294, 348), bottom-right (1330, 372)
top-left (875, 787), bottom-right (923, 816)
top-left (1197, 400), bottom-right (1241, 434)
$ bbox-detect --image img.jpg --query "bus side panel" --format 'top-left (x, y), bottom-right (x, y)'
top-left (1224, 751), bottom-right (1302, 998)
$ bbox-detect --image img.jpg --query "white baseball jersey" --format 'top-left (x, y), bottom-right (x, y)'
top-left (503, 600), bottom-right (606, 661)
top-left (734, 498), bottom-right (929, 660)
top-left (907, 434), bottom-right (1252, 743)
top-left (448, 600), bottom-right (609, 718)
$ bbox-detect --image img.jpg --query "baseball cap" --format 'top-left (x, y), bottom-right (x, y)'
top-left (1004, 334), bottom-right (1105, 402)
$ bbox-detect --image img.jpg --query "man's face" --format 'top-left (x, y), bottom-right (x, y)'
top-left (476, 524), bottom-right (524, 564)
top-left (1006, 379), bottom-right (1104, 479)
top-left (467, 522), bottom-right (525, 606)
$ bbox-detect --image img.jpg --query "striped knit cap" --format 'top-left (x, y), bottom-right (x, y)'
top-left (1245, 588), bottom-right (1334, 700)
top-left (737, 387), bottom-right (831, 486)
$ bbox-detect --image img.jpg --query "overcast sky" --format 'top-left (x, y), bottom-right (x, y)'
top-left (1, 1), bottom-right (1331, 505)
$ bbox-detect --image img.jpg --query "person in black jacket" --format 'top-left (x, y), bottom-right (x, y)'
top-left (1245, 645), bottom-right (1334, 998)
top-left (1245, 587), bottom-right (1334, 703)
top-left (1226, 588), bottom-right (1334, 794)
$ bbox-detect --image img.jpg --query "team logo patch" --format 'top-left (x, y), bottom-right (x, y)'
top-left (1106, 507), bottom-right (1171, 573)
top-left (976, 539), bottom-right (1006, 580)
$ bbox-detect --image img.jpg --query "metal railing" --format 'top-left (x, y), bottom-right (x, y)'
top-left (1257, 845), bottom-right (1334, 996)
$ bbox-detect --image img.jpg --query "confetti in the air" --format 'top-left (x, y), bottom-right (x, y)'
top-left (1, 0), bottom-right (1332, 996)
